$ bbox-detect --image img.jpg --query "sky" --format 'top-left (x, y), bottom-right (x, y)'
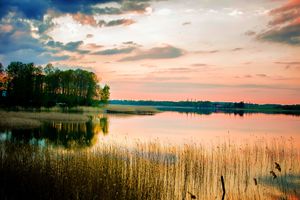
top-left (0, 0), bottom-right (300, 104)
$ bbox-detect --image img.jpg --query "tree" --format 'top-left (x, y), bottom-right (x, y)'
top-left (6, 62), bottom-right (36, 106)
top-left (234, 101), bottom-right (245, 109)
top-left (101, 84), bottom-right (110, 103)
top-left (0, 62), bottom-right (7, 101)
top-left (3, 61), bottom-right (107, 107)
top-left (0, 63), bottom-right (3, 74)
top-left (44, 63), bottom-right (54, 75)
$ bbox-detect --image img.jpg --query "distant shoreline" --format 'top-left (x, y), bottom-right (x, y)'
top-left (109, 100), bottom-right (300, 116)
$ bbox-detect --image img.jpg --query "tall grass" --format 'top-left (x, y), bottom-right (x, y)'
top-left (0, 111), bottom-right (89, 129)
top-left (2, 105), bottom-right (158, 114)
top-left (105, 105), bottom-right (159, 115)
top-left (0, 139), bottom-right (299, 200)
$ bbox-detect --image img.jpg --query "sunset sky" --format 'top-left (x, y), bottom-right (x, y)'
top-left (0, 0), bottom-right (300, 104)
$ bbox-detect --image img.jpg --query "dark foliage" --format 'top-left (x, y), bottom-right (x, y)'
top-left (0, 62), bottom-right (110, 107)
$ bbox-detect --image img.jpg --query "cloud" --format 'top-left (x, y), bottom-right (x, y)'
top-left (269, 9), bottom-right (300, 26)
top-left (86, 34), bottom-right (93, 38)
top-left (85, 43), bottom-right (103, 50)
top-left (194, 48), bottom-right (244, 54)
top-left (141, 82), bottom-right (300, 93)
top-left (0, 19), bottom-right (75, 65)
top-left (157, 66), bottom-right (215, 74)
top-left (270, 0), bottom-right (300, 14)
top-left (93, 7), bottom-right (122, 15)
top-left (182, 22), bottom-right (191, 26)
top-left (258, 0), bottom-right (300, 45)
top-left (256, 74), bottom-right (268, 77)
top-left (72, 13), bottom-right (97, 26)
top-left (105, 19), bottom-right (136, 27)
top-left (0, 24), bottom-right (14, 32)
top-left (92, 47), bottom-right (136, 55)
top-left (166, 67), bottom-right (193, 72)
top-left (121, 1), bottom-right (150, 14)
top-left (0, 0), bottom-right (153, 20)
top-left (123, 41), bottom-right (140, 46)
top-left (140, 64), bottom-right (157, 68)
top-left (0, 21), bottom-right (44, 54)
top-left (190, 63), bottom-right (209, 67)
top-left (71, 13), bottom-right (135, 27)
top-left (64, 41), bottom-right (83, 51)
top-left (119, 45), bottom-right (186, 62)
top-left (258, 23), bottom-right (300, 45)
top-left (1, 49), bottom-right (69, 66)
top-left (274, 61), bottom-right (300, 65)
top-left (231, 48), bottom-right (243, 51)
top-left (194, 50), bottom-right (220, 54)
top-left (274, 61), bottom-right (300, 69)
top-left (0, 0), bottom-right (50, 20)
top-left (245, 30), bottom-right (256, 36)
top-left (46, 40), bottom-right (89, 54)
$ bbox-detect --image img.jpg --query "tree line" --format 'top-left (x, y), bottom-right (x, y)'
top-left (110, 100), bottom-right (300, 114)
top-left (0, 62), bottom-right (110, 107)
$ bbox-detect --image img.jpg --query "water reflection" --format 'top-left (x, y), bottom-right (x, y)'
top-left (1, 111), bottom-right (300, 149)
top-left (0, 116), bottom-right (109, 148)
top-left (158, 106), bottom-right (300, 117)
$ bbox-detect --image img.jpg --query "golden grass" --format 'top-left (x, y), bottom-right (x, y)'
top-left (39, 105), bottom-right (158, 114)
top-left (0, 117), bottom-right (41, 129)
top-left (0, 111), bottom-right (89, 129)
top-left (0, 104), bottom-right (158, 130)
top-left (105, 104), bottom-right (159, 115)
top-left (40, 106), bottom-right (105, 113)
top-left (0, 139), bottom-right (299, 200)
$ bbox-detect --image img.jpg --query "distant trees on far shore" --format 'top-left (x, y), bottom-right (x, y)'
top-left (0, 62), bottom-right (110, 107)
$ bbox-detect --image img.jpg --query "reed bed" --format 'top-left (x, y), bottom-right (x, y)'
top-left (105, 105), bottom-right (159, 115)
top-left (39, 106), bottom-right (105, 113)
top-left (0, 139), bottom-right (299, 200)
top-left (0, 111), bottom-right (89, 129)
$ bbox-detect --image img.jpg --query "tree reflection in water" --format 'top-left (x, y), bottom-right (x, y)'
top-left (0, 116), bottom-right (109, 149)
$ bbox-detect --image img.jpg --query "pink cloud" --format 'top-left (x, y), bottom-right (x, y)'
top-left (271, 0), bottom-right (300, 14)
top-left (258, 0), bottom-right (300, 45)
top-left (72, 13), bottom-right (97, 26)
top-left (0, 24), bottom-right (13, 32)
top-left (269, 0), bottom-right (300, 26)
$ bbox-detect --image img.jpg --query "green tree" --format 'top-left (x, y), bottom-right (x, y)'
top-left (101, 84), bottom-right (110, 103)
top-left (4, 61), bottom-right (106, 107)
top-left (0, 63), bottom-right (3, 74)
top-left (6, 62), bottom-right (36, 106)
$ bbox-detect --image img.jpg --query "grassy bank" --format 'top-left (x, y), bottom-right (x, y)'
top-left (0, 105), bottom-right (158, 129)
top-left (1, 104), bottom-right (159, 115)
top-left (104, 104), bottom-right (159, 115)
top-left (0, 111), bottom-right (89, 129)
top-left (0, 139), bottom-right (299, 200)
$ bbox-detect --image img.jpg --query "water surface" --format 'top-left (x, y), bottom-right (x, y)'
top-left (1, 111), bottom-right (299, 148)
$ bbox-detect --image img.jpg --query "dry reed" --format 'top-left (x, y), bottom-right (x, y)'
top-left (0, 138), bottom-right (299, 200)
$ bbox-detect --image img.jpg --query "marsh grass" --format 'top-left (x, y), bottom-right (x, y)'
top-left (0, 138), bottom-right (299, 200)
top-left (5, 105), bottom-right (159, 114)
top-left (0, 105), bottom-right (158, 129)
top-left (0, 111), bottom-right (89, 129)
top-left (40, 106), bottom-right (105, 113)
top-left (105, 105), bottom-right (159, 115)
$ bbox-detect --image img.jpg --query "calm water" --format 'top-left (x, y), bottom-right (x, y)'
top-left (1, 111), bottom-right (300, 148)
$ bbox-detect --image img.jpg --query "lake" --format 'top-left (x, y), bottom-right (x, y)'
top-left (1, 111), bottom-right (300, 149)
top-left (1, 110), bottom-right (300, 199)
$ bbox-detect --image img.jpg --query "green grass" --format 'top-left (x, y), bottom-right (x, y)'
top-left (0, 139), bottom-right (299, 200)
